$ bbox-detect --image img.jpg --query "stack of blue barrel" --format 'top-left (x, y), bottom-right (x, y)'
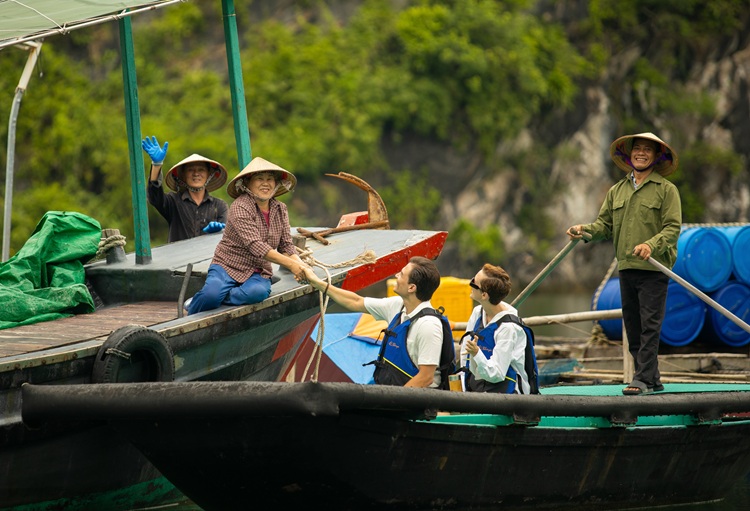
top-left (594, 225), bottom-right (750, 347)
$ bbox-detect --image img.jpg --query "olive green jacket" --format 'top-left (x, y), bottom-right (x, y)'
top-left (581, 171), bottom-right (682, 271)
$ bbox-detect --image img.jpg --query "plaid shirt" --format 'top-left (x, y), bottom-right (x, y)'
top-left (212, 193), bottom-right (296, 282)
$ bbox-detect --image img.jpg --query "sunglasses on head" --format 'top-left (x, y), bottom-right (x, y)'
top-left (469, 278), bottom-right (480, 290)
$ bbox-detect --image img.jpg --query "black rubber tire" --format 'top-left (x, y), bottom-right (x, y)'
top-left (92, 324), bottom-right (175, 383)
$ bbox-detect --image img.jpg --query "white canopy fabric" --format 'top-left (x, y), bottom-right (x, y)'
top-left (0, 0), bottom-right (183, 50)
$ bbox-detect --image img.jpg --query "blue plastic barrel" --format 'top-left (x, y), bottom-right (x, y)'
top-left (660, 281), bottom-right (706, 347)
top-left (592, 277), bottom-right (622, 340)
top-left (717, 225), bottom-right (750, 285)
top-left (702, 281), bottom-right (750, 347)
top-left (673, 227), bottom-right (733, 292)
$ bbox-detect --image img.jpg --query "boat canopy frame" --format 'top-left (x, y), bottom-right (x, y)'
top-left (1, 0), bottom-right (251, 264)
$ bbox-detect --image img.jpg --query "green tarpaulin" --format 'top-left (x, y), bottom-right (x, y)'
top-left (0, 211), bottom-right (101, 330)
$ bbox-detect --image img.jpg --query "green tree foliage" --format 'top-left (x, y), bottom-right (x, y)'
top-left (238, 0), bottom-right (586, 241)
top-left (378, 168), bottom-right (442, 228)
top-left (674, 142), bottom-right (744, 223)
top-left (0, 0), bottom-right (745, 262)
top-left (448, 218), bottom-right (506, 271)
top-left (240, 0), bottom-right (585, 172)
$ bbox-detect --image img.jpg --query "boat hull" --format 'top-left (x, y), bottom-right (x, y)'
top-left (125, 413), bottom-right (750, 511)
top-left (22, 381), bottom-right (750, 511)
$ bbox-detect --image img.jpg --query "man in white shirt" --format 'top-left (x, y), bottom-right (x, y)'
top-left (303, 256), bottom-right (444, 388)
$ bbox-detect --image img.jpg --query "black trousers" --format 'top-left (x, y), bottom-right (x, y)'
top-left (619, 269), bottom-right (669, 388)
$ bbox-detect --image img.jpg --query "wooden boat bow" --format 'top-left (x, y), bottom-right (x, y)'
top-left (297, 172), bottom-right (390, 244)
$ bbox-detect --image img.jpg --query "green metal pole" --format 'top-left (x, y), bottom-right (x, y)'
top-left (119, 16), bottom-right (151, 264)
top-left (222, 0), bottom-right (252, 168)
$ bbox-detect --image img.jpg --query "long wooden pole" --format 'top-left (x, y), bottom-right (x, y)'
top-left (648, 257), bottom-right (750, 335)
top-left (451, 308), bottom-right (622, 332)
top-left (511, 233), bottom-right (591, 308)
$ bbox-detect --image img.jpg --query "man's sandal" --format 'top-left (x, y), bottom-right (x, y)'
top-left (622, 381), bottom-right (652, 395)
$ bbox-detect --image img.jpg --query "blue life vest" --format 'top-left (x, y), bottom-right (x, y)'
top-left (461, 313), bottom-right (539, 394)
top-left (367, 307), bottom-right (456, 389)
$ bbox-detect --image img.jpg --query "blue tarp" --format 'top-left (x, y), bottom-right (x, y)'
top-left (0, 211), bottom-right (101, 330)
top-left (309, 312), bottom-right (383, 384)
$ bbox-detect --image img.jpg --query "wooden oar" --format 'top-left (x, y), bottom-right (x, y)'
top-left (511, 232), bottom-right (592, 308)
top-left (647, 257), bottom-right (750, 335)
top-left (297, 220), bottom-right (389, 245)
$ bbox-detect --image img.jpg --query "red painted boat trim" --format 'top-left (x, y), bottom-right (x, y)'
top-left (272, 315), bottom-right (319, 362)
top-left (340, 231), bottom-right (448, 291)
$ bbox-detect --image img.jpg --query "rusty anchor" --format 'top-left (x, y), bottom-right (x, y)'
top-left (297, 172), bottom-right (389, 245)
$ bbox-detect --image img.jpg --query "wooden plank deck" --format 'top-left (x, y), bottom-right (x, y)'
top-left (0, 302), bottom-right (180, 357)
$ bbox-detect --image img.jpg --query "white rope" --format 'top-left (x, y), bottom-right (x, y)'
top-left (300, 270), bottom-right (331, 383)
top-left (295, 246), bottom-right (378, 382)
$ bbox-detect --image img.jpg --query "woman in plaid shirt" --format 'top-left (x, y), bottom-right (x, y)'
top-left (186, 157), bottom-right (310, 315)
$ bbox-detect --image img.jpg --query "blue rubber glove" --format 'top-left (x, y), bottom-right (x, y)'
top-left (141, 136), bottom-right (168, 165)
top-left (202, 221), bottom-right (225, 234)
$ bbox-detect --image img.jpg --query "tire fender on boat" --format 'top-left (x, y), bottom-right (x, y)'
top-left (92, 324), bottom-right (175, 383)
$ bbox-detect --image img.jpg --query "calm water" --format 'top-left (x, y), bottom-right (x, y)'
top-left (515, 290), bottom-right (597, 339)
top-left (134, 292), bottom-right (750, 511)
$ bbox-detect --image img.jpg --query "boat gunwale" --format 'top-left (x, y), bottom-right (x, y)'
top-left (21, 380), bottom-right (750, 427)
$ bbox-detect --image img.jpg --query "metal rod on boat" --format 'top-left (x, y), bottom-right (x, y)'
top-left (512, 233), bottom-right (592, 308)
top-left (4, 41), bottom-right (42, 262)
top-left (177, 263), bottom-right (193, 318)
top-left (648, 257), bottom-right (750, 335)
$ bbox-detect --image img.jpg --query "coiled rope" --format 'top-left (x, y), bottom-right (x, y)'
top-left (94, 232), bottom-right (127, 260)
top-left (295, 245), bottom-right (378, 382)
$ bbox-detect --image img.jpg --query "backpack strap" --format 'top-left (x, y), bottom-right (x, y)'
top-left (409, 306), bottom-right (457, 390)
top-left (363, 309), bottom-right (402, 368)
top-left (492, 314), bottom-right (540, 394)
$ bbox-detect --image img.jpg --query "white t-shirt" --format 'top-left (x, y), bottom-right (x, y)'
top-left (363, 295), bottom-right (444, 388)
top-left (460, 303), bottom-right (530, 394)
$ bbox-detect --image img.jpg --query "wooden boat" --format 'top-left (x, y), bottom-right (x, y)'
top-left (22, 380), bottom-right (750, 511)
top-left (0, 3), bottom-right (448, 510)
top-left (0, 215), bottom-right (446, 510)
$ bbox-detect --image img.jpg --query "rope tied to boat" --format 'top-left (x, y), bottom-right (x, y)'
top-left (294, 247), bottom-right (378, 382)
top-left (95, 233), bottom-right (127, 259)
top-left (104, 347), bottom-right (131, 360)
top-left (301, 270), bottom-right (331, 383)
top-left (295, 247), bottom-right (377, 269)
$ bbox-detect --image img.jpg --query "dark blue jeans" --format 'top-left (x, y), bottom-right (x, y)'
top-left (619, 269), bottom-right (669, 388)
top-left (187, 264), bottom-right (271, 315)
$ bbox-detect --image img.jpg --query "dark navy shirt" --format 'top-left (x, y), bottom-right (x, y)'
top-left (148, 175), bottom-right (228, 242)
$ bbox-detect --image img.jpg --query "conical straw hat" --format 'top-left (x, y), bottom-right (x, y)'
top-left (165, 153), bottom-right (228, 192)
top-left (609, 132), bottom-right (678, 177)
top-left (226, 157), bottom-right (297, 199)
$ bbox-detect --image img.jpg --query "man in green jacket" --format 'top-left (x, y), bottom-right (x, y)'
top-left (567, 132), bottom-right (681, 395)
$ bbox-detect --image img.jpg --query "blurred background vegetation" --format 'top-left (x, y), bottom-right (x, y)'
top-left (0, 0), bottom-right (748, 279)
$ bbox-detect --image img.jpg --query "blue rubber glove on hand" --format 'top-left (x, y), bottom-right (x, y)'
top-left (141, 136), bottom-right (168, 165)
top-left (202, 221), bottom-right (225, 234)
